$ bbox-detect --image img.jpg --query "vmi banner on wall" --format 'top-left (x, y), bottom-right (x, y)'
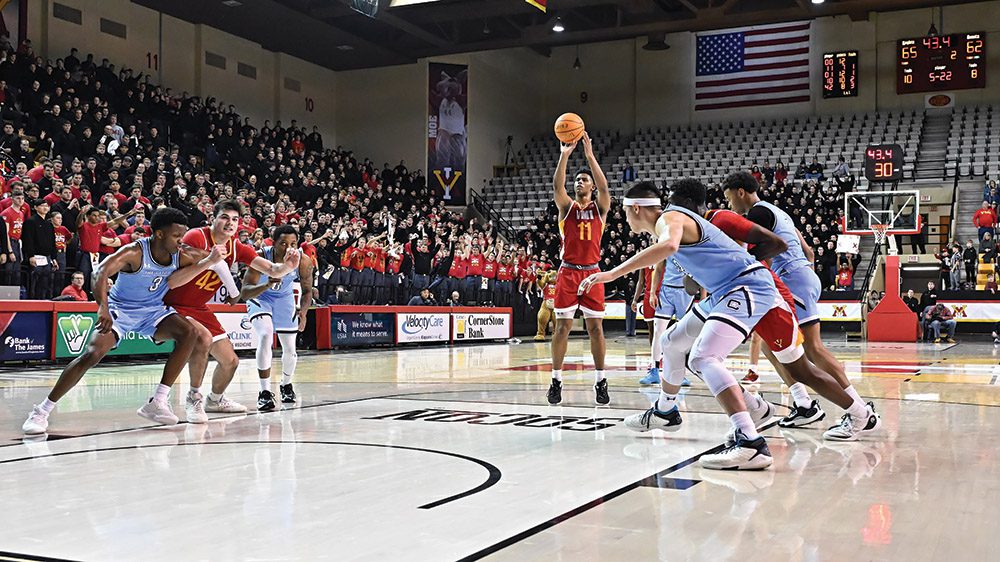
top-left (428, 62), bottom-right (467, 206)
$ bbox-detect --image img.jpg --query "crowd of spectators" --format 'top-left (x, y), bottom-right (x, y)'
top-left (0, 43), bottom-right (546, 309)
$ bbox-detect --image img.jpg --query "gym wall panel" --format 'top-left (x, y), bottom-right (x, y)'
top-left (198, 26), bottom-right (276, 125)
top-left (276, 53), bottom-right (337, 148)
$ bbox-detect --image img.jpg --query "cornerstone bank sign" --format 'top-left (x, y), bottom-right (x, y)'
top-left (396, 313), bottom-right (449, 343)
top-left (453, 313), bottom-right (509, 341)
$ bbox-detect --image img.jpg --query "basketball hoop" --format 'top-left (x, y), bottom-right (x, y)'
top-left (872, 223), bottom-right (898, 256)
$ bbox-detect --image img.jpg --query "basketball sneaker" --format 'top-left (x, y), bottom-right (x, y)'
top-left (280, 383), bottom-right (297, 404)
top-left (205, 394), bottom-right (247, 414)
top-left (258, 390), bottom-right (277, 412)
top-left (623, 405), bottom-right (683, 433)
top-left (823, 402), bottom-right (882, 441)
top-left (546, 379), bottom-right (562, 405)
top-left (185, 391), bottom-right (209, 424)
top-left (639, 367), bottom-right (660, 385)
top-left (137, 399), bottom-right (179, 425)
top-left (594, 378), bottom-right (610, 405)
top-left (22, 405), bottom-right (49, 435)
top-left (742, 368), bottom-right (759, 383)
top-left (699, 429), bottom-right (773, 471)
top-left (777, 399), bottom-right (826, 428)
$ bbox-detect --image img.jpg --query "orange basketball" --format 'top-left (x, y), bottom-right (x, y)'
top-left (554, 112), bottom-right (585, 144)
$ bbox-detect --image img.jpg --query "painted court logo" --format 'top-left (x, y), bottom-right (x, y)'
top-left (58, 314), bottom-right (95, 355)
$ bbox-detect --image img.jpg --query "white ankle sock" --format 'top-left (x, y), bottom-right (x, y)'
top-left (594, 370), bottom-right (606, 384)
top-left (656, 390), bottom-right (678, 411)
top-left (742, 387), bottom-right (763, 411)
top-left (844, 385), bottom-right (864, 404)
top-left (153, 384), bottom-right (170, 402)
top-left (190, 386), bottom-right (201, 396)
top-left (280, 373), bottom-right (292, 385)
top-left (748, 362), bottom-right (758, 372)
top-left (789, 382), bottom-right (813, 408)
top-left (209, 392), bottom-right (223, 402)
top-left (259, 378), bottom-right (271, 391)
top-left (39, 398), bottom-right (56, 414)
top-left (551, 369), bottom-right (562, 382)
top-left (730, 411), bottom-right (759, 439)
top-left (847, 400), bottom-right (869, 420)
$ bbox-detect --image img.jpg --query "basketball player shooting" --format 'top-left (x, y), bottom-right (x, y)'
top-left (547, 132), bottom-right (611, 406)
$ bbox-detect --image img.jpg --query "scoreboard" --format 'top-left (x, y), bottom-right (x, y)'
top-left (897, 33), bottom-right (985, 94)
top-left (823, 51), bottom-right (859, 98)
top-left (864, 144), bottom-right (904, 182)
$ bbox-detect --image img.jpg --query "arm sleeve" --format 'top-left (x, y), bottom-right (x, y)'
top-left (210, 261), bottom-right (239, 296)
top-left (745, 205), bottom-right (777, 232)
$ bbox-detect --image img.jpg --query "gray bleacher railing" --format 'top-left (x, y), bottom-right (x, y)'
top-left (472, 191), bottom-right (517, 242)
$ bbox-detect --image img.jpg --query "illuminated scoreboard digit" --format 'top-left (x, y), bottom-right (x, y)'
top-left (897, 33), bottom-right (986, 94)
top-left (864, 144), bottom-right (904, 182)
top-left (823, 51), bottom-right (858, 98)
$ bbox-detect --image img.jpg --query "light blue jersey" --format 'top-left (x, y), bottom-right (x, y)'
top-left (751, 200), bottom-right (810, 276)
top-left (751, 200), bottom-right (821, 325)
top-left (655, 259), bottom-right (693, 320)
top-left (247, 246), bottom-right (300, 333)
top-left (657, 206), bottom-right (780, 337)
top-left (107, 238), bottom-right (179, 343)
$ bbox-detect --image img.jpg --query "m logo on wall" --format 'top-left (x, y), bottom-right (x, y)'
top-left (428, 62), bottom-right (467, 206)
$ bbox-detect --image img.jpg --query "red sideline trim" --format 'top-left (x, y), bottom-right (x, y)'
top-left (0, 301), bottom-right (55, 312)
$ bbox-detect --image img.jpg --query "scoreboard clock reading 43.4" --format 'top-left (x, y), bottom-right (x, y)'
top-left (865, 144), bottom-right (904, 182)
top-left (823, 51), bottom-right (858, 98)
top-left (897, 32), bottom-right (986, 94)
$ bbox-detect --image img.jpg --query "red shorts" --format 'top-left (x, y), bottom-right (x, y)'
top-left (553, 267), bottom-right (605, 318)
top-left (641, 289), bottom-right (655, 321)
top-left (173, 305), bottom-right (227, 341)
top-left (754, 300), bottom-right (804, 363)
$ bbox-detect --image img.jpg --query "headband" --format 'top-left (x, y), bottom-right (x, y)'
top-left (621, 197), bottom-right (661, 207)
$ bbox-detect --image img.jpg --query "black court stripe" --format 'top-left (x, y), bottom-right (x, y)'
top-left (0, 552), bottom-right (79, 562)
top-left (457, 418), bottom-right (781, 561)
top-left (0, 441), bottom-right (500, 510)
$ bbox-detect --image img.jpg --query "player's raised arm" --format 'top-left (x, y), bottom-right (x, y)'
top-left (553, 140), bottom-right (576, 214)
top-left (168, 243), bottom-right (226, 289)
top-left (581, 132), bottom-right (610, 217)
top-left (92, 244), bottom-right (143, 333)
top-left (250, 247), bottom-right (300, 278)
top-left (239, 250), bottom-right (271, 301)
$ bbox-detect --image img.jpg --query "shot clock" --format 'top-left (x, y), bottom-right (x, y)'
top-left (864, 144), bottom-right (904, 182)
top-left (897, 33), bottom-right (985, 94)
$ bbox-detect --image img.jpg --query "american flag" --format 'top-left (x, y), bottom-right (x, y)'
top-left (695, 21), bottom-right (810, 111)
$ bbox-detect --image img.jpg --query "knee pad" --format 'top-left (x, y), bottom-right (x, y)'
top-left (253, 316), bottom-right (274, 371)
top-left (689, 320), bottom-right (745, 396)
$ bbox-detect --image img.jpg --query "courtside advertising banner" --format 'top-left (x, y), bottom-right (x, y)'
top-left (0, 311), bottom-right (51, 361)
top-left (332, 312), bottom-right (394, 346)
top-left (396, 312), bottom-right (449, 343)
top-left (217, 311), bottom-right (258, 350)
top-left (452, 312), bottom-right (510, 341)
top-left (54, 312), bottom-right (175, 358)
top-left (428, 62), bottom-right (467, 205)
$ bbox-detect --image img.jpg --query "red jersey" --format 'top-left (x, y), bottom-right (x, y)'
top-left (78, 221), bottom-right (107, 253)
top-left (340, 247), bottom-right (354, 268)
top-left (0, 198), bottom-right (30, 217)
top-left (837, 267), bottom-right (853, 288)
top-left (0, 206), bottom-right (24, 240)
top-left (496, 263), bottom-right (515, 281)
top-left (519, 261), bottom-right (535, 282)
top-left (350, 246), bottom-right (366, 271)
top-left (99, 228), bottom-right (118, 254)
top-left (387, 253), bottom-right (402, 274)
top-left (363, 247), bottom-right (383, 270)
top-left (54, 225), bottom-right (70, 251)
top-left (706, 209), bottom-right (795, 309)
top-left (483, 260), bottom-right (497, 279)
top-left (543, 282), bottom-right (557, 301)
top-left (448, 256), bottom-right (467, 278)
top-left (559, 200), bottom-right (603, 266)
top-left (164, 227), bottom-right (258, 307)
top-left (466, 253), bottom-right (485, 276)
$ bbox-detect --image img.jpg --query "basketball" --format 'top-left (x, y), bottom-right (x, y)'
top-left (554, 112), bottom-right (585, 143)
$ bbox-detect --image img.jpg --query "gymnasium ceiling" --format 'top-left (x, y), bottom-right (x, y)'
top-left (133, 0), bottom-right (989, 71)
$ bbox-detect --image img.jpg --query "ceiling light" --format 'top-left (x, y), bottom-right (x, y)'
top-left (811, 0), bottom-right (825, 4)
top-left (221, 0), bottom-right (242, 6)
top-left (573, 57), bottom-right (581, 69)
top-left (927, 23), bottom-right (938, 36)
top-left (483, 21), bottom-right (491, 35)
top-left (336, 44), bottom-right (355, 51)
top-left (643, 33), bottom-right (670, 51)
top-left (552, 17), bottom-right (564, 33)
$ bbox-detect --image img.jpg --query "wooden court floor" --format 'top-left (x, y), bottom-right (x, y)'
top-left (1, 334), bottom-right (998, 561)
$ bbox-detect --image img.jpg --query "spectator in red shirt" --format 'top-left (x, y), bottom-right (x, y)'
top-left (495, 253), bottom-right (516, 307)
top-left (51, 211), bottom-right (71, 287)
top-left (386, 243), bottom-right (404, 304)
top-left (464, 243), bottom-right (486, 303)
top-left (0, 189), bottom-right (25, 285)
top-left (59, 271), bottom-right (89, 301)
top-left (447, 243), bottom-right (468, 302)
top-left (973, 201), bottom-right (997, 242)
top-left (836, 255), bottom-right (854, 290)
top-left (75, 205), bottom-right (136, 292)
top-left (482, 249), bottom-right (498, 304)
top-left (121, 185), bottom-right (152, 216)
top-left (124, 210), bottom-right (152, 237)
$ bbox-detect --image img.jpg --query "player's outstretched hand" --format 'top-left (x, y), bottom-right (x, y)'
top-left (560, 140), bottom-right (578, 155)
top-left (96, 307), bottom-right (113, 334)
top-left (578, 271), bottom-right (613, 295)
top-left (207, 244), bottom-right (227, 264)
top-left (581, 132), bottom-right (593, 156)
top-left (285, 248), bottom-right (302, 270)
